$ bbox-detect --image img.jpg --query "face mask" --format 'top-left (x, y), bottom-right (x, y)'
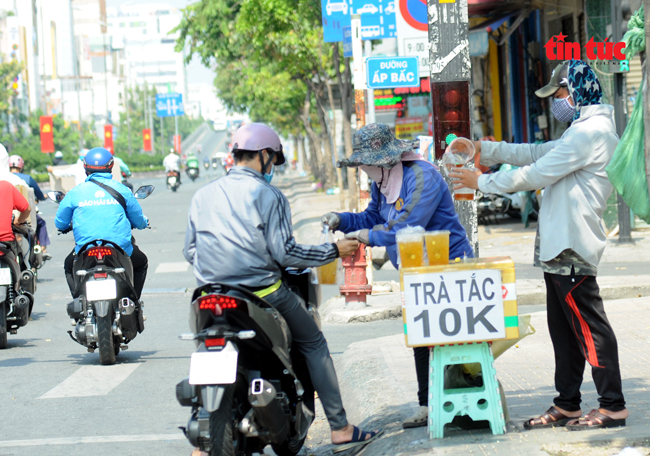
top-left (264, 165), bottom-right (274, 183)
top-left (551, 96), bottom-right (575, 123)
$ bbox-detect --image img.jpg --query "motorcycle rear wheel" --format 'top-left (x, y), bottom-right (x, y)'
top-left (0, 300), bottom-right (7, 349)
top-left (97, 314), bottom-right (116, 365)
top-left (208, 383), bottom-right (248, 456)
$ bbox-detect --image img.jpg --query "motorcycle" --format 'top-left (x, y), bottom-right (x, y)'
top-left (176, 268), bottom-right (320, 456)
top-left (167, 170), bottom-right (181, 192)
top-left (204, 161), bottom-right (210, 171)
top-left (187, 166), bottom-right (200, 182)
top-left (122, 171), bottom-right (134, 193)
top-left (47, 185), bottom-right (154, 365)
top-left (0, 223), bottom-right (38, 349)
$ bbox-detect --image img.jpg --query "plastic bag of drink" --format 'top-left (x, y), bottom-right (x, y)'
top-left (316, 225), bottom-right (343, 285)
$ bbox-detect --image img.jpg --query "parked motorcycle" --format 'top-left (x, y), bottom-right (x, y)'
top-left (167, 170), bottom-right (181, 192)
top-left (0, 223), bottom-right (38, 349)
top-left (176, 268), bottom-right (320, 456)
top-left (47, 185), bottom-right (154, 365)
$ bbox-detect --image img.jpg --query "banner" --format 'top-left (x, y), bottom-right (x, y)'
top-left (104, 125), bottom-right (113, 154)
top-left (174, 134), bottom-right (181, 154)
top-left (143, 129), bottom-right (152, 152)
top-left (40, 116), bottom-right (54, 153)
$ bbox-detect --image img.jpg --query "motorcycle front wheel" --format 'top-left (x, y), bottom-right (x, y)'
top-left (97, 313), bottom-right (116, 365)
top-left (0, 300), bottom-right (7, 349)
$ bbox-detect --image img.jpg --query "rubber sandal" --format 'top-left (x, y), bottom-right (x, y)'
top-left (566, 409), bottom-right (626, 431)
top-left (332, 427), bottom-right (384, 454)
top-left (403, 406), bottom-right (428, 429)
top-left (523, 406), bottom-right (577, 429)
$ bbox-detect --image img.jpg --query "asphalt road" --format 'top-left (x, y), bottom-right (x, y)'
top-left (0, 163), bottom-right (407, 456)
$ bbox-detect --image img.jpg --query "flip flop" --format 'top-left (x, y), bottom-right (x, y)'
top-left (566, 409), bottom-right (626, 431)
top-left (332, 427), bottom-right (384, 454)
top-left (523, 406), bottom-right (577, 429)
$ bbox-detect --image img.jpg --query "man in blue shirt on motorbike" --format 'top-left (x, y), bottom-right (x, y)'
top-left (55, 148), bottom-right (150, 299)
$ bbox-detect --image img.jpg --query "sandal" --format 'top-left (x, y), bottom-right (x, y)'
top-left (566, 409), bottom-right (626, 431)
top-left (523, 406), bottom-right (577, 429)
top-left (332, 426), bottom-right (384, 454)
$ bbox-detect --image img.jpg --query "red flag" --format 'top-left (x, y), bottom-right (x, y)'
top-left (104, 125), bottom-right (114, 154)
top-left (143, 129), bottom-right (152, 152)
top-left (40, 116), bottom-right (54, 153)
top-left (174, 134), bottom-right (181, 154)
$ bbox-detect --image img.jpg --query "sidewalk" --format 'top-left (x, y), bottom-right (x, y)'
top-left (303, 297), bottom-right (650, 456)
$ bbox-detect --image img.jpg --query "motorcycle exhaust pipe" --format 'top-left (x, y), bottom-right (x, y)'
top-left (119, 297), bottom-right (136, 316)
top-left (248, 379), bottom-right (289, 444)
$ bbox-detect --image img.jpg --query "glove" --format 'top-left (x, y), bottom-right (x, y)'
top-left (345, 229), bottom-right (370, 245)
top-left (321, 212), bottom-right (341, 231)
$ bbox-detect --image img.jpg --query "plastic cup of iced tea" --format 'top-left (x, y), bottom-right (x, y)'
top-left (425, 230), bottom-right (450, 266)
top-left (397, 232), bottom-right (425, 268)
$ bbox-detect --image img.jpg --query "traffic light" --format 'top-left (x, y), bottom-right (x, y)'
top-left (430, 81), bottom-right (470, 160)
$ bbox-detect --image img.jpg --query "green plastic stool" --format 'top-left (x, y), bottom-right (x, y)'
top-left (428, 342), bottom-right (506, 439)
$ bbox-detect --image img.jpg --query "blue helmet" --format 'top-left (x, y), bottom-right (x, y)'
top-left (84, 147), bottom-right (114, 174)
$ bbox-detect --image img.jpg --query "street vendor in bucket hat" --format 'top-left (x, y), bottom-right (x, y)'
top-left (322, 123), bottom-right (474, 429)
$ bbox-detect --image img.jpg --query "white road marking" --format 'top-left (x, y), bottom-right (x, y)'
top-left (39, 364), bottom-right (140, 399)
top-left (0, 434), bottom-right (185, 447)
top-left (155, 262), bottom-right (189, 273)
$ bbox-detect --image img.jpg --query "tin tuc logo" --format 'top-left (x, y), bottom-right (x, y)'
top-left (544, 33), bottom-right (627, 62)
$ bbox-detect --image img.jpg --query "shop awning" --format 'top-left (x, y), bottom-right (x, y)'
top-left (469, 8), bottom-right (532, 46)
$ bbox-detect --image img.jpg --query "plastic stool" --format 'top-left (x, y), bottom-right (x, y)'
top-left (428, 342), bottom-right (506, 439)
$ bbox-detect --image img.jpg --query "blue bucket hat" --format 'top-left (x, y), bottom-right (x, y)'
top-left (338, 123), bottom-right (417, 169)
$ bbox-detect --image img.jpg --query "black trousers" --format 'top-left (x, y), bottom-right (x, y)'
top-left (414, 346), bottom-right (429, 406)
top-left (64, 245), bottom-right (148, 299)
top-left (545, 272), bottom-right (625, 412)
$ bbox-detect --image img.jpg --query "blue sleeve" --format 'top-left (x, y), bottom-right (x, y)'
top-left (27, 176), bottom-right (45, 201)
top-left (122, 187), bottom-right (148, 229)
top-left (368, 165), bottom-right (442, 247)
top-left (55, 192), bottom-right (75, 230)
top-left (338, 183), bottom-right (386, 233)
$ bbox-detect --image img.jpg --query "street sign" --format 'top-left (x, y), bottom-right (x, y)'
top-left (402, 269), bottom-right (506, 347)
top-left (156, 93), bottom-right (185, 118)
top-left (321, 0), bottom-right (351, 42)
top-left (396, 0), bottom-right (428, 76)
top-left (366, 56), bottom-right (419, 89)
top-left (352, 0), bottom-right (397, 40)
top-left (342, 26), bottom-right (353, 57)
top-left (40, 116), bottom-right (54, 153)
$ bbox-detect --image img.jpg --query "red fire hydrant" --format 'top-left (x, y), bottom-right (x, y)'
top-left (339, 245), bottom-right (372, 304)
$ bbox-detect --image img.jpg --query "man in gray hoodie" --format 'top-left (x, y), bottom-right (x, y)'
top-left (452, 60), bottom-right (628, 430)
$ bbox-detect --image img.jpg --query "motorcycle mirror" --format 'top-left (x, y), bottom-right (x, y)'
top-left (134, 185), bottom-right (155, 199)
top-left (47, 191), bottom-right (65, 203)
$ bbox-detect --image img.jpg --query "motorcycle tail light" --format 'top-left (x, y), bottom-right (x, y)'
top-left (87, 247), bottom-right (113, 260)
top-left (0, 250), bottom-right (4, 257)
top-left (94, 272), bottom-right (108, 279)
top-left (197, 294), bottom-right (245, 316)
top-left (205, 338), bottom-right (226, 348)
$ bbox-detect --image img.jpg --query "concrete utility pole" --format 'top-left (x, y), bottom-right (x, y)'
top-left (68, 0), bottom-right (84, 149)
top-left (428, 0), bottom-right (478, 256)
top-left (643, 0), bottom-right (650, 200)
top-left (613, 0), bottom-right (633, 242)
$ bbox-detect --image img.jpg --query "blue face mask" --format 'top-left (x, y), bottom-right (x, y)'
top-left (264, 165), bottom-right (274, 184)
top-left (551, 96), bottom-right (575, 123)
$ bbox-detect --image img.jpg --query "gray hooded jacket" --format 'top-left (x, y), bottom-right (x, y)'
top-left (477, 104), bottom-right (618, 269)
top-left (183, 166), bottom-right (338, 288)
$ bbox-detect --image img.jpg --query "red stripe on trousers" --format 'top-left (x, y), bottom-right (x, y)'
top-left (564, 277), bottom-right (603, 368)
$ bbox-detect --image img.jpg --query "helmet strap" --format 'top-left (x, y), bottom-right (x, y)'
top-left (258, 149), bottom-right (275, 175)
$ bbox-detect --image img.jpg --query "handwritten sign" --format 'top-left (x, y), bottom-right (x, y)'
top-left (402, 269), bottom-right (506, 346)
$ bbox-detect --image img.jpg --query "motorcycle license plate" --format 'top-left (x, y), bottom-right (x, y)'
top-left (168, 177), bottom-right (177, 185)
top-left (189, 343), bottom-right (238, 385)
top-left (86, 279), bottom-right (117, 301)
top-left (0, 268), bottom-right (11, 285)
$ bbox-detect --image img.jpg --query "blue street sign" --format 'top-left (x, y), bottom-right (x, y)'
top-left (366, 56), bottom-right (419, 89)
top-left (321, 0), bottom-right (352, 42)
top-left (156, 93), bottom-right (185, 118)
top-left (342, 26), bottom-right (353, 57)
top-left (353, 0), bottom-right (396, 40)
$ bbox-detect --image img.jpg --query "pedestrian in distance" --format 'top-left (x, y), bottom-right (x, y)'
top-left (183, 123), bottom-right (383, 453)
top-left (451, 59), bottom-right (628, 430)
top-left (322, 122), bottom-right (474, 429)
